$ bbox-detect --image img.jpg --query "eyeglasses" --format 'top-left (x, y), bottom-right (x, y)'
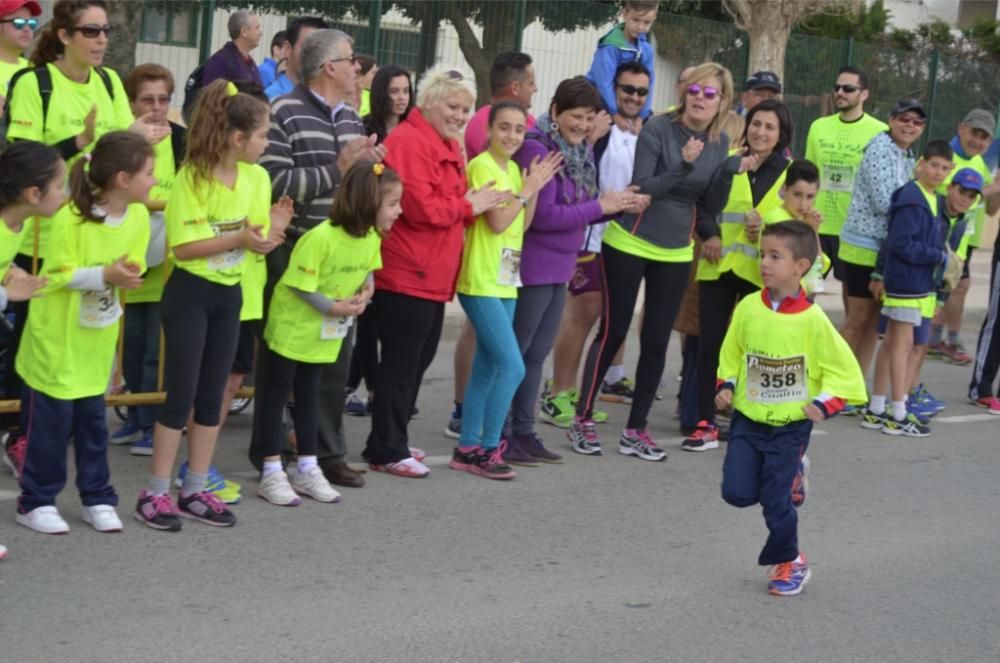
top-left (618, 84), bottom-right (649, 97)
top-left (0, 18), bottom-right (38, 30)
top-left (893, 114), bottom-right (926, 127)
top-left (137, 95), bottom-right (172, 106)
top-left (833, 84), bottom-right (860, 93)
top-left (687, 83), bottom-right (719, 100)
top-left (71, 24), bottom-right (113, 39)
top-left (327, 54), bottom-right (357, 66)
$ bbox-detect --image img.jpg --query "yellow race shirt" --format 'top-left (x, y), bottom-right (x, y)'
top-left (165, 162), bottom-right (271, 289)
top-left (7, 63), bottom-right (134, 259)
top-left (264, 223), bottom-right (382, 364)
top-left (0, 56), bottom-right (27, 97)
top-left (805, 113), bottom-right (888, 237)
top-left (128, 133), bottom-right (176, 304)
top-left (16, 203), bottom-right (150, 399)
top-left (939, 151), bottom-right (992, 249)
top-left (0, 217), bottom-right (26, 275)
top-left (719, 291), bottom-right (867, 426)
top-left (457, 151), bottom-right (524, 298)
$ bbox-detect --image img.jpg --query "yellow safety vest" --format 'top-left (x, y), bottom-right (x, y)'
top-left (696, 164), bottom-right (789, 286)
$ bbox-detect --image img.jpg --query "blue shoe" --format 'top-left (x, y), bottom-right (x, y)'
top-left (344, 391), bottom-right (370, 417)
top-left (129, 431), bottom-right (154, 456)
top-left (906, 396), bottom-right (937, 421)
top-left (768, 554), bottom-right (811, 596)
top-left (911, 384), bottom-right (946, 413)
top-left (174, 461), bottom-right (242, 504)
top-left (111, 421), bottom-right (143, 445)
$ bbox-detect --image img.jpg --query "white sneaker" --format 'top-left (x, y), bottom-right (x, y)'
top-left (289, 466), bottom-right (341, 503)
top-left (82, 504), bottom-right (123, 532)
top-left (15, 506), bottom-right (69, 534)
top-left (0, 543), bottom-right (7, 560)
top-left (257, 470), bottom-right (302, 506)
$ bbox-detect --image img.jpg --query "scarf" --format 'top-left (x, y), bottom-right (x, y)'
top-left (536, 112), bottom-right (598, 202)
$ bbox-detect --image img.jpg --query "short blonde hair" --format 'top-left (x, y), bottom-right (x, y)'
top-left (673, 62), bottom-right (735, 143)
top-left (416, 64), bottom-right (476, 110)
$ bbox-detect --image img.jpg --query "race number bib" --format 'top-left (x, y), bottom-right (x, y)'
top-left (746, 354), bottom-right (807, 403)
top-left (321, 314), bottom-right (354, 340)
top-left (207, 220), bottom-right (245, 271)
top-left (824, 165), bottom-right (855, 194)
top-left (79, 286), bottom-right (121, 328)
top-left (498, 247), bottom-right (522, 287)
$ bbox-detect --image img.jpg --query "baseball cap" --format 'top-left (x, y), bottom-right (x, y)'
top-left (890, 98), bottom-right (926, 118)
top-left (951, 168), bottom-right (984, 193)
top-left (745, 71), bottom-right (781, 93)
top-left (962, 109), bottom-right (996, 136)
top-left (0, 0), bottom-right (42, 17)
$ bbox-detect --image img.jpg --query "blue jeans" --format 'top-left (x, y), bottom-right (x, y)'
top-left (458, 295), bottom-right (524, 450)
top-left (123, 302), bottom-right (161, 430)
top-left (721, 412), bottom-right (811, 566)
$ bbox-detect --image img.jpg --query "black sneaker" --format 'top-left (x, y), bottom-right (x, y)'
top-left (178, 491), bottom-right (237, 527)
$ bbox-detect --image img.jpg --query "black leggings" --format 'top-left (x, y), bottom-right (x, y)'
top-left (157, 268), bottom-right (242, 430)
top-left (577, 243), bottom-right (690, 430)
top-left (254, 344), bottom-right (324, 458)
top-left (346, 307), bottom-right (378, 392)
top-left (695, 271), bottom-right (758, 422)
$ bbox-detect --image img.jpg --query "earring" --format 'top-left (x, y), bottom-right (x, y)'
top-left (550, 121), bottom-right (558, 131)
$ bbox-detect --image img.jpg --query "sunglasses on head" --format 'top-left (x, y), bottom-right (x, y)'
top-left (893, 114), bottom-right (925, 127)
top-left (833, 84), bottom-right (860, 93)
top-left (72, 23), bottom-right (113, 38)
top-left (0, 17), bottom-right (38, 30)
top-left (687, 83), bottom-right (719, 100)
top-left (618, 83), bottom-right (649, 98)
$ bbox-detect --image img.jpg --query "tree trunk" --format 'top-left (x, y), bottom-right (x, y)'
top-left (103, 0), bottom-right (143, 77)
top-left (747, 23), bottom-right (793, 81)
top-left (446, 3), bottom-right (520, 108)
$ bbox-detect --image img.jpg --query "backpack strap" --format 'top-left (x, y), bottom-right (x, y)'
top-left (94, 66), bottom-right (115, 101)
top-left (34, 65), bottom-right (53, 132)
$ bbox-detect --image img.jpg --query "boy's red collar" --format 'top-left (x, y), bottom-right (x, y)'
top-left (761, 287), bottom-right (811, 313)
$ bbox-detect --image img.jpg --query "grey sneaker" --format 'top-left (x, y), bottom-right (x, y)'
top-left (568, 417), bottom-right (602, 456)
top-left (618, 428), bottom-right (667, 461)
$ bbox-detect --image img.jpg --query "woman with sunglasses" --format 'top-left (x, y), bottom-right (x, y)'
top-left (570, 62), bottom-right (753, 459)
top-left (0, 0), bottom-right (40, 109)
top-left (685, 99), bottom-right (794, 451)
top-left (839, 99), bottom-right (926, 379)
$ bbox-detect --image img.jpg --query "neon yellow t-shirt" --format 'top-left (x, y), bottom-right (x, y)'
top-left (457, 151), bottom-right (524, 298)
top-left (939, 151), bottom-right (992, 249)
top-left (0, 56), bottom-right (28, 98)
top-left (7, 63), bottom-right (134, 259)
top-left (602, 221), bottom-right (693, 262)
top-left (359, 88), bottom-right (371, 118)
top-left (16, 203), bottom-right (150, 399)
top-left (718, 292), bottom-right (868, 426)
top-left (128, 134), bottom-right (176, 304)
top-left (805, 113), bottom-right (888, 237)
top-left (165, 162), bottom-right (271, 288)
top-left (264, 223), bottom-right (382, 364)
top-left (0, 217), bottom-right (26, 276)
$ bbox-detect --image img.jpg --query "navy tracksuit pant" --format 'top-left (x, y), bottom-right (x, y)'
top-left (18, 386), bottom-right (117, 514)
top-left (721, 411), bottom-right (810, 566)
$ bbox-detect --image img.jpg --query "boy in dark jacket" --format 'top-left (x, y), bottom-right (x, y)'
top-left (585, 0), bottom-right (657, 122)
top-left (863, 141), bottom-right (954, 437)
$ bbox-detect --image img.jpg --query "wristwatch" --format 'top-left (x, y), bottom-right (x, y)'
top-left (518, 195), bottom-right (529, 207)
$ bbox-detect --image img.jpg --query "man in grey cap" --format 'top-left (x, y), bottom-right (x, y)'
top-left (738, 70), bottom-right (781, 116)
top-left (928, 108), bottom-right (1000, 365)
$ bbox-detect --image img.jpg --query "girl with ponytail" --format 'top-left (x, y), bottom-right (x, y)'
top-left (15, 130), bottom-right (155, 535)
top-left (135, 80), bottom-right (293, 532)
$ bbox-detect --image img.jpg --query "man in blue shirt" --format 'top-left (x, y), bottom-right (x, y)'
top-left (259, 30), bottom-right (287, 89)
top-left (265, 17), bottom-right (328, 100)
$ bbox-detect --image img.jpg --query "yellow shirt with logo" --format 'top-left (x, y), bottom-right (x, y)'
top-left (805, 113), bottom-right (888, 237)
top-left (16, 203), bottom-right (150, 399)
top-left (264, 223), bottom-right (382, 364)
top-left (165, 162), bottom-right (271, 290)
top-left (719, 292), bottom-right (867, 426)
top-left (7, 63), bottom-right (134, 259)
top-left (457, 151), bottom-right (524, 298)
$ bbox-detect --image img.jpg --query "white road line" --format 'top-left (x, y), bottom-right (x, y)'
top-left (934, 414), bottom-right (1000, 424)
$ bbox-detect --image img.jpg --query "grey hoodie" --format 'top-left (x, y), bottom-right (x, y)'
top-left (618, 114), bottom-right (740, 249)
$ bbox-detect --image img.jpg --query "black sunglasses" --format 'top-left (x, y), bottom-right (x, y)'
top-left (833, 84), bottom-right (860, 93)
top-left (71, 23), bottom-right (113, 38)
top-left (618, 84), bottom-right (649, 97)
top-left (0, 18), bottom-right (38, 30)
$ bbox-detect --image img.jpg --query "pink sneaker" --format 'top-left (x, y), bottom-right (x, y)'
top-left (971, 396), bottom-right (1000, 415)
top-left (3, 435), bottom-right (26, 479)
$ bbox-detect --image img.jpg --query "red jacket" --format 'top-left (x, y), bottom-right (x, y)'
top-left (378, 108), bottom-right (474, 302)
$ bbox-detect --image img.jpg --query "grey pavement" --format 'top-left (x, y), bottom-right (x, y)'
top-left (1, 252), bottom-right (999, 662)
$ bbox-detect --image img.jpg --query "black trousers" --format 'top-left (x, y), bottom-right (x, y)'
top-left (254, 345), bottom-right (324, 458)
top-left (346, 307), bottom-right (378, 392)
top-left (577, 243), bottom-right (690, 430)
top-left (363, 290), bottom-right (443, 464)
top-left (696, 271), bottom-right (758, 423)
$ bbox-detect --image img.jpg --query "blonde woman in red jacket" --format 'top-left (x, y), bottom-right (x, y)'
top-left (362, 65), bottom-right (509, 478)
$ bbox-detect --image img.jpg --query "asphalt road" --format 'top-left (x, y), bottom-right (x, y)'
top-left (0, 301), bottom-right (998, 662)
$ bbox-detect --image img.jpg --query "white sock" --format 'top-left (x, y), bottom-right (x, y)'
top-left (297, 455), bottom-right (318, 473)
top-left (262, 460), bottom-right (283, 477)
top-left (605, 365), bottom-right (625, 385)
top-left (869, 394), bottom-right (887, 415)
top-left (891, 400), bottom-right (907, 421)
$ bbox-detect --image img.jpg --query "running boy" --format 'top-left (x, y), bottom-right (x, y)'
top-left (866, 141), bottom-right (953, 437)
top-left (716, 221), bottom-right (866, 596)
top-left (585, 0), bottom-right (657, 123)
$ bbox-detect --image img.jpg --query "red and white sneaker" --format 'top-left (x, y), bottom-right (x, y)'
top-left (3, 435), bottom-right (26, 479)
top-left (408, 447), bottom-right (427, 462)
top-left (681, 420), bottom-right (720, 452)
top-left (970, 396), bottom-right (1000, 415)
top-left (369, 457), bottom-right (430, 478)
top-left (942, 342), bottom-right (972, 365)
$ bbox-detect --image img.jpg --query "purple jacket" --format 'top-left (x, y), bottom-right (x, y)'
top-left (514, 132), bottom-right (604, 286)
top-left (202, 41), bottom-right (262, 87)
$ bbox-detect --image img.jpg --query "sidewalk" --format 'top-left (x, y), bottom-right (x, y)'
top-left (442, 249), bottom-right (995, 337)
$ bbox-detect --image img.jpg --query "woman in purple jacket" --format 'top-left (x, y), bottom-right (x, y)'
top-left (502, 77), bottom-right (644, 463)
